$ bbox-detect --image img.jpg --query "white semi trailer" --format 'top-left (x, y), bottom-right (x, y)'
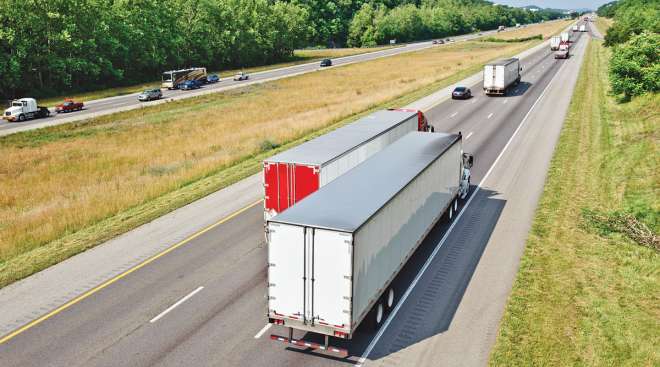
top-left (267, 132), bottom-right (473, 355)
top-left (483, 58), bottom-right (522, 96)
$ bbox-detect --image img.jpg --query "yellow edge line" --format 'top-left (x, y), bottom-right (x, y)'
top-left (0, 198), bottom-right (263, 345)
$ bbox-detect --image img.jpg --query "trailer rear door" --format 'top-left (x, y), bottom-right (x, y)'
top-left (312, 229), bottom-right (352, 329)
top-left (268, 223), bottom-right (305, 320)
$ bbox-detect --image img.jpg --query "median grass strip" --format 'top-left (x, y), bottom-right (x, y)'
top-left (489, 40), bottom-right (659, 366)
top-left (0, 20), bottom-right (573, 288)
top-left (38, 46), bottom-right (398, 107)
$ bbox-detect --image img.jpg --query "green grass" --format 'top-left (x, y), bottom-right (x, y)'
top-left (482, 34), bottom-right (543, 43)
top-left (37, 46), bottom-right (398, 107)
top-left (489, 40), bottom-right (659, 366)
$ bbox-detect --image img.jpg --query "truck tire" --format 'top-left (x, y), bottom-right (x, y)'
top-left (18, 114), bottom-right (25, 122)
top-left (387, 288), bottom-right (395, 309)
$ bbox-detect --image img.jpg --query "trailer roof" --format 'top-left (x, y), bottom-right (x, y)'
top-left (269, 132), bottom-right (460, 232)
top-left (487, 58), bottom-right (519, 66)
top-left (265, 109), bottom-right (418, 166)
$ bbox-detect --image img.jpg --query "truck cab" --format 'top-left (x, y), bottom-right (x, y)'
top-left (4, 98), bottom-right (37, 122)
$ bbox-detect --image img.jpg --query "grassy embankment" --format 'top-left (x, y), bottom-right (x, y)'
top-left (0, 20), bottom-right (573, 288)
top-left (38, 47), bottom-right (398, 107)
top-left (489, 40), bottom-right (658, 365)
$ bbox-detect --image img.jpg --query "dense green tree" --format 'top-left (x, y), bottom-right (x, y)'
top-left (609, 32), bottom-right (659, 100)
top-left (604, 0), bottom-right (659, 46)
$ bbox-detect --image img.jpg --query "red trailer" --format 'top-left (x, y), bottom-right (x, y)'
top-left (263, 109), bottom-right (430, 220)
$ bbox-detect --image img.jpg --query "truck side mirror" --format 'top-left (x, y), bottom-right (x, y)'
top-left (463, 153), bottom-right (474, 169)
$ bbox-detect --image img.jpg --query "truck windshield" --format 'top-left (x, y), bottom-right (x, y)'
top-left (12, 102), bottom-right (22, 107)
top-left (162, 72), bottom-right (173, 82)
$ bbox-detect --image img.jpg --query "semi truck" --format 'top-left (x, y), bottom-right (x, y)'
top-left (2, 98), bottom-right (50, 122)
top-left (579, 25), bottom-right (586, 32)
top-left (572, 25), bottom-right (579, 32)
top-left (263, 109), bottom-right (431, 220)
top-left (483, 58), bottom-right (522, 96)
top-left (561, 32), bottom-right (570, 43)
top-left (267, 132), bottom-right (473, 355)
top-left (550, 36), bottom-right (561, 51)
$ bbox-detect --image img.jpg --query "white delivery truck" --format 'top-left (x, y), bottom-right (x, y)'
top-left (483, 58), bottom-right (522, 96)
top-left (267, 132), bottom-right (474, 355)
top-left (550, 36), bottom-right (561, 51)
top-left (560, 32), bottom-right (570, 43)
top-left (572, 25), bottom-right (579, 32)
top-left (2, 98), bottom-right (51, 122)
top-left (579, 25), bottom-right (586, 32)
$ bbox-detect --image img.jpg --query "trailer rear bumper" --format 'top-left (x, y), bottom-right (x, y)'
top-left (270, 333), bottom-right (348, 357)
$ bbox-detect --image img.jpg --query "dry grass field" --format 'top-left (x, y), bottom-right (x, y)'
top-left (0, 20), bottom-right (573, 287)
top-left (492, 20), bottom-right (572, 40)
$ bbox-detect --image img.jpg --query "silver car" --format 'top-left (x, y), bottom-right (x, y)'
top-left (138, 89), bottom-right (162, 101)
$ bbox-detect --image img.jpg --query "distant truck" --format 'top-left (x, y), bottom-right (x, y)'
top-left (483, 58), bottom-right (522, 96)
top-left (555, 43), bottom-right (570, 59)
top-left (2, 98), bottom-right (50, 122)
top-left (497, 25), bottom-right (505, 32)
top-left (579, 25), bottom-right (587, 32)
top-left (267, 132), bottom-right (473, 356)
top-left (263, 109), bottom-right (431, 220)
top-left (550, 36), bottom-right (561, 51)
top-left (572, 25), bottom-right (579, 32)
top-left (561, 32), bottom-right (570, 43)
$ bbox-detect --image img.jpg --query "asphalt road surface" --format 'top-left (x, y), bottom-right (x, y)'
top-left (0, 27), bottom-right (588, 367)
top-left (0, 23), bottom-right (552, 137)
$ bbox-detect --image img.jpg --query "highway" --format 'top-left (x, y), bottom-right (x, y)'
top-left (0, 23), bottom-right (590, 367)
top-left (0, 22), bottom-right (553, 137)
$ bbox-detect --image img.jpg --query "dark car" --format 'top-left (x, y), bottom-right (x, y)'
top-left (207, 74), bottom-right (220, 83)
top-left (179, 80), bottom-right (201, 90)
top-left (452, 86), bottom-right (472, 99)
top-left (320, 59), bottom-right (332, 67)
top-left (432, 39), bottom-right (444, 45)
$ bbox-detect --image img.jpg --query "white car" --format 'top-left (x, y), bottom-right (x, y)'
top-left (233, 72), bottom-right (249, 81)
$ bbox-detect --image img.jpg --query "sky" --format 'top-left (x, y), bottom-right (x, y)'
top-left (491, 0), bottom-right (611, 10)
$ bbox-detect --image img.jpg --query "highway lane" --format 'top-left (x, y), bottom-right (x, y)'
top-left (0, 22), bottom-right (555, 137)
top-left (0, 28), bottom-right (586, 367)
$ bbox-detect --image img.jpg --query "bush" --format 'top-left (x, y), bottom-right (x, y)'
top-left (609, 32), bottom-right (660, 100)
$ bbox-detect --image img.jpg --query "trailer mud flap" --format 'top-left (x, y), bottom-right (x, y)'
top-left (270, 334), bottom-right (348, 357)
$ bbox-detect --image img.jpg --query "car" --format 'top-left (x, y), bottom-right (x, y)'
top-left (137, 89), bottom-right (162, 101)
top-left (233, 72), bottom-right (249, 81)
top-left (207, 74), bottom-right (220, 83)
top-left (179, 80), bottom-right (201, 90)
top-left (55, 99), bottom-right (83, 113)
top-left (320, 59), bottom-right (332, 67)
top-left (432, 39), bottom-right (444, 45)
top-left (452, 86), bottom-right (472, 99)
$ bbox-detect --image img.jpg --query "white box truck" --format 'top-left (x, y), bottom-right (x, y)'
top-left (483, 58), bottom-right (522, 96)
top-left (263, 109), bottom-right (431, 220)
top-left (560, 32), bottom-right (570, 43)
top-left (267, 132), bottom-right (474, 355)
top-left (572, 25), bottom-right (579, 32)
top-left (550, 36), bottom-right (561, 51)
top-left (579, 25), bottom-right (586, 32)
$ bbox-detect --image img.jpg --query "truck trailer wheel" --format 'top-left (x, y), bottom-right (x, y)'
top-left (387, 288), bottom-right (395, 309)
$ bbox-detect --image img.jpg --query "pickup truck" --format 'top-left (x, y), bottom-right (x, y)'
top-left (55, 99), bottom-right (84, 113)
top-left (3, 98), bottom-right (50, 122)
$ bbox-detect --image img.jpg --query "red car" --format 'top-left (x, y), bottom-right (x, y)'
top-left (55, 99), bottom-right (84, 113)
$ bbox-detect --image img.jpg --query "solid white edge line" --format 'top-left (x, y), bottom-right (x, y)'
top-left (150, 286), bottom-right (204, 323)
top-left (254, 323), bottom-right (273, 339)
top-left (355, 36), bottom-right (576, 367)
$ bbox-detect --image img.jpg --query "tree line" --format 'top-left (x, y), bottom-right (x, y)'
top-left (0, 0), bottom-right (563, 99)
top-left (347, 0), bottom-right (564, 47)
top-left (598, 0), bottom-right (659, 100)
